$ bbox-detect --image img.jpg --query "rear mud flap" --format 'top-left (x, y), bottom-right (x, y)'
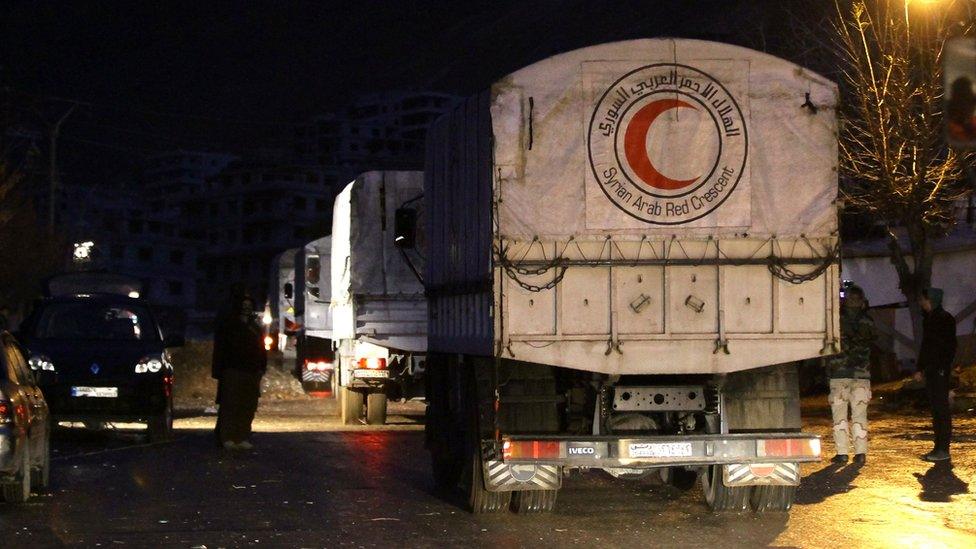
top-left (723, 462), bottom-right (800, 487)
top-left (483, 460), bottom-right (562, 492)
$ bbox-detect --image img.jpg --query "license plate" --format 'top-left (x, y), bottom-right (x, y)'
top-left (353, 369), bottom-right (390, 379)
top-left (71, 386), bottom-right (119, 398)
top-left (628, 442), bottom-right (693, 458)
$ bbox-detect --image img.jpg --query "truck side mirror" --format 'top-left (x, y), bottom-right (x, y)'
top-left (394, 208), bottom-right (417, 249)
top-left (283, 282), bottom-right (294, 299)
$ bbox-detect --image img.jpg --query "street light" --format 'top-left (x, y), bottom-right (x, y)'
top-left (72, 241), bottom-right (95, 262)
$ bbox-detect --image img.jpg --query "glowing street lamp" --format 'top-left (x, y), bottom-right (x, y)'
top-left (72, 241), bottom-right (95, 262)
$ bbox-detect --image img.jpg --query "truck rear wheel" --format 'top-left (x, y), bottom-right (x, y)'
top-left (366, 392), bottom-right (388, 425)
top-left (701, 465), bottom-right (750, 511)
top-left (511, 489), bottom-right (557, 513)
top-left (340, 387), bottom-right (364, 425)
top-left (466, 450), bottom-right (511, 513)
top-left (750, 485), bottom-right (797, 512)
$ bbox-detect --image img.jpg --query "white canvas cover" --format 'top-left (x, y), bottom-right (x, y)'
top-left (490, 38), bottom-right (837, 239)
top-left (331, 171), bottom-right (427, 352)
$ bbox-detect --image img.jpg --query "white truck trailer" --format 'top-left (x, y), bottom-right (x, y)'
top-left (265, 248), bottom-right (300, 355)
top-left (294, 236), bottom-right (336, 393)
top-left (331, 171), bottom-right (428, 425)
top-left (422, 39), bottom-right (838, 514)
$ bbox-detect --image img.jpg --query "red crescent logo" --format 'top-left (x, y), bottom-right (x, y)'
top-left (623, 98), bottom-right (699, 191)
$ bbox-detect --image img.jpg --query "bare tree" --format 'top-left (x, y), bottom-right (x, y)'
top-left (834, 0), bottom-right (972, 345)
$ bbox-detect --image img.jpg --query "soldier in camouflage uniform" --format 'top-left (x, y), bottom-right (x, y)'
top-left (827, 284), bottom-right (875, 465)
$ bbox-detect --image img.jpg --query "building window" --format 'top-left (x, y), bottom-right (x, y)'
top-left (137, 247), bottom-right (152, 262)
top-left (169, 250), bottom-right (185, 265)
top-left (167, 280), bottom-right (183, 296)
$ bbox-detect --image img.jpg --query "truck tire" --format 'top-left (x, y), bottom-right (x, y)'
top-left (366, 392), bottom-right (388, 425)
top-left (701, 465), bottom-right (750, 511)
top-left (750, 485), bottom-right (797, 512)
top-left (511, 489), bottom-right (557, 513)
top-left (340, 387), bottom-right (364, 425)
top-left (467, 450), bottom-right (511, 513)
top-left (2, 445), bottom-right (31, 503)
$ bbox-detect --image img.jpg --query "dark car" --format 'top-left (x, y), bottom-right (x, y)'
top-left (18, 294), bottom-right (180, 441)
top-left (1, 331), bottom-right (51, 502)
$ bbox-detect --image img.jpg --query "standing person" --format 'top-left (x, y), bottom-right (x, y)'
top-left (212, 287), bottom-right (267, 450)
top-left (915, 288), bottom-right (957, 462)
top-left (827, 284), bottom-right (875, 465)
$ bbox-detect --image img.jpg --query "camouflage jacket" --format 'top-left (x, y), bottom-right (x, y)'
top-left (828, 309), bottom-right (875, 380)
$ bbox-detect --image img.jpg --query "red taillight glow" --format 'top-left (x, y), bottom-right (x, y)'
top-left (757, 438), bottom-right (821, 458)
top-left (357, 357), bottom-right (386, 370)
top-left (502, 439), bottom-right (561, 460)
top-left (263, 335), bottom-right (274, 351)
top-left (304, 359), bottom-right (333, 372)
top-left (0, 400), bottom-right (11, 424)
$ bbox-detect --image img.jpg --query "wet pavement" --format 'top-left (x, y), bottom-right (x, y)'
top-left (0, 397), bottom-right (973, 548)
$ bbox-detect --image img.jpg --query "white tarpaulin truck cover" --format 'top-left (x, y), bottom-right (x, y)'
top-left (426, 39), bottom-right (840, 375)
top-left (332, 171), bottom-right (428, 353)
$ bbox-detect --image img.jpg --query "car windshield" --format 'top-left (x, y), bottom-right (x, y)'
top-left (34, 302), bottom-right (157, 341)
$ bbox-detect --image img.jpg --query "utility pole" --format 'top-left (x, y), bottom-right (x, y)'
top-left (48, 103), bottom-right (77, 233)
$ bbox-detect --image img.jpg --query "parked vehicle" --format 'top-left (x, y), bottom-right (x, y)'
top-left (332, 171), bottom-right (427, 425)
top-left (1, 331), bottom-right (51, 502)
top-left (265, 248), bottom-right (301, 354)
top-left (19, 281), bottom-right (183, 441)
top-left (296, 236), bottom-right (336, 394)
top-left (422, 39), bottom-right (836, 513)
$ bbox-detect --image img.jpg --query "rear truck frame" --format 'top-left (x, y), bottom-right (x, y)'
top-left (331, 172), bottom-right (428, 425)
top-left (426, 357), bottom-right (821, 514)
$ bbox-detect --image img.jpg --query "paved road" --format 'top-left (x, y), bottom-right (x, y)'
top-left (1, 398), bottom-right (973, 548)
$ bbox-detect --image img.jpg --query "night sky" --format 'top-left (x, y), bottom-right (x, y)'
top-left (2, 0), bottom-right (827, 184)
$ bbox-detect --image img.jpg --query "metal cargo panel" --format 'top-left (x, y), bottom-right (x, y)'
top-left (425, 92), bottom-right (494, 355)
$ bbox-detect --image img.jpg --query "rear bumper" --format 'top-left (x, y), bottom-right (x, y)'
top-left (496, 432), bottom-right (821, 468)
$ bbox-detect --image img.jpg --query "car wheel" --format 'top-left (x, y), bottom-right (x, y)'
top-left (2, 445), bottom-right (31, 503)
top-left (30, 433), bottom-right (51, 491)
top-left (148, 398), bottom-right (174, 442)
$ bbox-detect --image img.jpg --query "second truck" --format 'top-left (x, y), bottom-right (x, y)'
top-left (422, 39), bottom-right (837, 514)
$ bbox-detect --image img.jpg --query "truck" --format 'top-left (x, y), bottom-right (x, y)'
top-left (331, 171), bottom-right (428, 425)
top-left (265, 248), bottom-right (300, 356)
top-left (295, 236), bottom-right (336, 394)
top-left (421, 39), bottom-right (838, 514)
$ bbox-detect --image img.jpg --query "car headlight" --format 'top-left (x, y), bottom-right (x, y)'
top-left (28, 355), bottom-right (56, 372)
top-left (135, 355), bottom-right (164, 374)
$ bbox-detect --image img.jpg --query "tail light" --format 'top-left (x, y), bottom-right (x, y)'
top-left (304, 359), bottom-right (333, 372)
top-left (264, 335), bottom-right (274, 351)
top-left (502, 439), bottom-right (561, 460)
top-left (0, 399), bottom-right (12, 425)
top-left (757, 438), bottom-right (821, 458)
top-left (163, 374), bottom-right (174, 398)
top-left (357, 357), bottom-right (386, 370)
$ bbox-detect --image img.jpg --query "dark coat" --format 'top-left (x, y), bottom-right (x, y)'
top-left (917, 307), bottom-right (957, 376)
top-left (212, 306), bottom-right (267, 380)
